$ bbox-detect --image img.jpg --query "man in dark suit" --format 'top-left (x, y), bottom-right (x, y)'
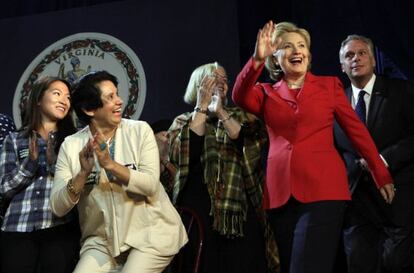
top-left (335, 34), bottom-right (414, 273)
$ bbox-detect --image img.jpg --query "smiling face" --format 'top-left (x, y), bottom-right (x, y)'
top-left (38, 80), bottom-right (71, 123)
top-left (340, 39), bottom-right (376, 85)
top-left (212, 66), bottom-right (229, 102)
top-left (90, 80), bottom-right (123, 129)
top-left (274, 32), bottom-right (310, 80)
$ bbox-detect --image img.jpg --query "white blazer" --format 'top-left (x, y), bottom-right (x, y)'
top-left (51, 119), bottom-right (187, 257)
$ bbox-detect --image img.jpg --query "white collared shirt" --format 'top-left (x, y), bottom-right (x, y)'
top-left (351, 74), bottom-right (376, 122)
top-left (350, 74), bottom-right (388, 167)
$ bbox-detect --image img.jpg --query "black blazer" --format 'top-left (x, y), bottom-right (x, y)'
top-left (334, 76), bottom-right (414, 227)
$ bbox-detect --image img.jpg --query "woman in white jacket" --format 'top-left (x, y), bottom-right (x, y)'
top-left (50, 71), bottom-right (187, 273)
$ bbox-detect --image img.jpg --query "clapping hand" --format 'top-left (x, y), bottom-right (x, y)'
top-left (196, 75), bottom-right (216, 110)
top-left (46, 132), bottom-right (57, 165)
top-left (90, 120), bottom-right (114, 170)
top-left (79, 139), bottom-right (94, 175)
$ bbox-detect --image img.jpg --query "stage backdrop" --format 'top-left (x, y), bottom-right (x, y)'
top-left (0, 0), bottom-right (240, 125)
top-left (1, 0), bottom-right (413, 126)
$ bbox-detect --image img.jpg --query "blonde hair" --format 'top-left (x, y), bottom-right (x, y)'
top-left (183, 62), bottom-right (223, 106)
top-left (265, 21), bottom-right (312, 81)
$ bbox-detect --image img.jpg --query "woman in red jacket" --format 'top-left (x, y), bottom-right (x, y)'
top-left (232, 21), bottom-right (395, 273)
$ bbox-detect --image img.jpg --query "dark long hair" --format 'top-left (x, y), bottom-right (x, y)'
top-left (22, 76), bottom-right (77, 153)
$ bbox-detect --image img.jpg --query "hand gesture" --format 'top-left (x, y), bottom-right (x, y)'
top-left (79, 139), bottom-right (95, 175)
top-left (196, 75), bottom-right (216, 110)
top-left (208, 94), bottom-right (222, 114)
top-left (29, 130), bottom-right (39, 161)
top-left (90, 121), bottom-right (114, 169)
top-left (253, 20), bottom-right (280, 64)
top-left (46, 132), bottom-right (57, 165)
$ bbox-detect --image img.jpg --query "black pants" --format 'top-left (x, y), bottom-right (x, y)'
top-left (343, 203), bottom-right (414, 273)
top-left (0, 221), bottom-right (80, 273)
top-left (177, 199), bottom-right (268, 273)
top-left (268, 198), bottom-right (345, 273)
top-left (343, 176), bottom-right (414, 273)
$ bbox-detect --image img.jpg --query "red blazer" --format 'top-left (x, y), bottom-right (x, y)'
top-left (232, 58), bottom-right (393, 209)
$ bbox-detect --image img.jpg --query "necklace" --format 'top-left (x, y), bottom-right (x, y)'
top-left (106, 136), bottom-right (116, 181)
top-left (103, 127), bottom-right (117, 146)
top-left (108, 136), bottom-right (115, 159)
top-left (106, 136), bottom-right (114, 146)
top-left (287, 82), bottom-right (303, 89)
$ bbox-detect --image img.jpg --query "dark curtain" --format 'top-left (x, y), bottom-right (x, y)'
top-left (1, 0), bottom-right (123, 19)
top-left (236, 0), bottom-right (414, 82)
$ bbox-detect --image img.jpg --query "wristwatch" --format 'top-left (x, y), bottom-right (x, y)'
top-left (194, 106), bottom-right (208, 114)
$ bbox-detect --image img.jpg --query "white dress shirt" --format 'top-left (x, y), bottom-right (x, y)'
top-left (350, 74), bottom-right (388, 167)
top-left (351, 74), bottom-right (376, 123)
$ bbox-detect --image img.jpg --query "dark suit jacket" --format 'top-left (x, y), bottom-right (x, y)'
top-left (334, 75), bottom-right (414, 227)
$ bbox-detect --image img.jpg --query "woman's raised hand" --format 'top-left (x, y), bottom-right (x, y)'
top-left (253, 20), bottom-right (279, 66)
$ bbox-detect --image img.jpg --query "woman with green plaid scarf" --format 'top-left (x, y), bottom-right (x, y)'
top-left (165, 63), bottom-right (280, 273)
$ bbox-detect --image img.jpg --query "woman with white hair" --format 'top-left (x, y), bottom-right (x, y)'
top-left (166, 62), bottom-right (279, 273)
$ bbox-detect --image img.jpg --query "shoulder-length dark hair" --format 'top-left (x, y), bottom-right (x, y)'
top-left (22, 76), bottom-right (76, 153)
top-left (72, 71), bottom-right (119, 125)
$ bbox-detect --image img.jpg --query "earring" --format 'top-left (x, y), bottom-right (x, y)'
top-left (274, 64), bottom-right (282, 74)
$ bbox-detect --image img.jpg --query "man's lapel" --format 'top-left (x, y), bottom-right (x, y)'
top-left (367, 77), bottom-right (387, 131)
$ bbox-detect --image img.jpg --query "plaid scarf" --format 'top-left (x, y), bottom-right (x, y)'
top-left (168, 107), bottom-right (280, 272)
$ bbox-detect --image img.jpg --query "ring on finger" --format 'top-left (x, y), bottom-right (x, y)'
top-left (99, 142), bottom-right (107, 151)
